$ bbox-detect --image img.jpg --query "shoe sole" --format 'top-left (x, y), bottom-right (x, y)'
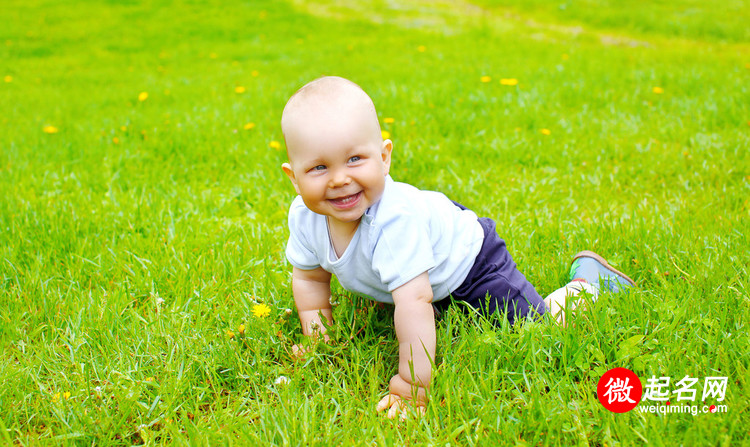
top-left (572, 250), bottom-right (636, 286)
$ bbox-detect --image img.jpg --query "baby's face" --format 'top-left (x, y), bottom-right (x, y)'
top-left (282, 106), bottom-right (392, 227)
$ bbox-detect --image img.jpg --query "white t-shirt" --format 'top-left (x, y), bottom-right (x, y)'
top-left (285, 176), bottom-right (484, 303)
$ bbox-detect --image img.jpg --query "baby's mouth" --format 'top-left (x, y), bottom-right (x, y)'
top-left (328, 191), bottom-right (362, 209)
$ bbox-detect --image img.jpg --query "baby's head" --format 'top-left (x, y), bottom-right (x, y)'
top-left (281, 76), bottom-right (392, 226)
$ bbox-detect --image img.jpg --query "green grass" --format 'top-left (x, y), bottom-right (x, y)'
top-left (1, 0), bottom-right (748, 445)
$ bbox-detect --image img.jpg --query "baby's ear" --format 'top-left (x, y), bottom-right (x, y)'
top-left (281, 163), bottom-right (300, 194)
top-left (381, 139), bottom-right (393, 175)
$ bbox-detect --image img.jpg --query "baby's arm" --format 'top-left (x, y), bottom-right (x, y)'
top-left (291, 266), bottom-right (333, 344)
top-left (376, 272), bottom-right (435, 418)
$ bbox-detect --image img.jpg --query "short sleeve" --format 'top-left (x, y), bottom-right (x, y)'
top-left (371, 209), bottom-right (436, 291)
top-left (285, 198), bottom-right (321, 270)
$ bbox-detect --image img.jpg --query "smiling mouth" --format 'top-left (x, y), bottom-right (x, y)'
top-left (328, 191), bottom-right (362, 209)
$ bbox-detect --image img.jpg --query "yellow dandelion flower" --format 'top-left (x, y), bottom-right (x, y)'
top-left (251, 70), bottom-right (259, 77)
top-left (417, 45), bottom-right (426, 52)
top-left (540, 128), bottom-right (551, 135)
top-left (381, 130), bottom-right (391, 140)
top-left (113, 137), bottom-right (120, 144)
top-left (243, 122), bottom-right (256, 130)
top-left (383, 117), bottom-right (395, 124)
top-left (63, 391), bottom-right (71, 400)
top-left (252, 303), bottom-right (271, 318)
top-left (43, 125), bottom-right (59, 134)
top-left (562, 54), bottom-right (569, 60)
top-left (480, 76), bottom-right (492, 83)
top-left (145, 377), bottom-right (155, 382)
top-left (138, 92), bottom-right (148, 102)
top-left (652, 87), bottom-right (664, 94)
top-left (3, 75), bottom-right (12, 83)
top-left (120, 125), bottom-right (127, 132)
top-left (226, 330), bottom-right (235, 339)
top-left (500, 78), bottom-right (519, 86)
top-left (238, 324), bottom-right (245, 334)
top-left (209, 53), bottom-right (218, 59)
top-left (52, 393), bottom-right (60, 402)
top-left (269, 140), bottom-right (281, 150)
top-left (235, 86), bottom-right (246, 94)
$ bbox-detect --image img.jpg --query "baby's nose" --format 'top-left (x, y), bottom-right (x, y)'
top-left (329, 170), bottom-right (351, 188)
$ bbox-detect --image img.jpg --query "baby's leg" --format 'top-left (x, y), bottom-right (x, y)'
top-left (445, 218), bottom-right (547, 325)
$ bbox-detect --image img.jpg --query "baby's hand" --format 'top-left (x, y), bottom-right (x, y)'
top-left (376, 374), bottom-right (428, 419)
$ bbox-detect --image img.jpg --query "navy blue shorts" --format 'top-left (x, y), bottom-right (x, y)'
top-left (435, 206), bottom-right (548, 325)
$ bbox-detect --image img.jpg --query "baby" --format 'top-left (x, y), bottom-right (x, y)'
top-left (280, 76), bottom-right (634, 418)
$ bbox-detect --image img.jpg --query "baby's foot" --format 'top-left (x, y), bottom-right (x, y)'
top-left (569, 251), bottom-right (635, 293)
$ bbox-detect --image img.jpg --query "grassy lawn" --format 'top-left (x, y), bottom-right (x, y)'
top-left (1, 0), bottom-right (748, 444)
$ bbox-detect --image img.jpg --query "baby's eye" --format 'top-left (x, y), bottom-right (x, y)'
top-left (310, 165), bottom-right (326, 172)
top-left (348, 156), bottom-right (361, 163)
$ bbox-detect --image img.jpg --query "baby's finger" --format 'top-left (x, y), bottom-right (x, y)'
top-left (398, 404), bottom-right (427, 421)
top-left (399, 407), bottom-right (409, 421)
top-left (291, 344), bottom-right (308, 359)
top-left (387, 400), bottom-right (403, 419)
top-left (376, 394), bottom-right (399, 412)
